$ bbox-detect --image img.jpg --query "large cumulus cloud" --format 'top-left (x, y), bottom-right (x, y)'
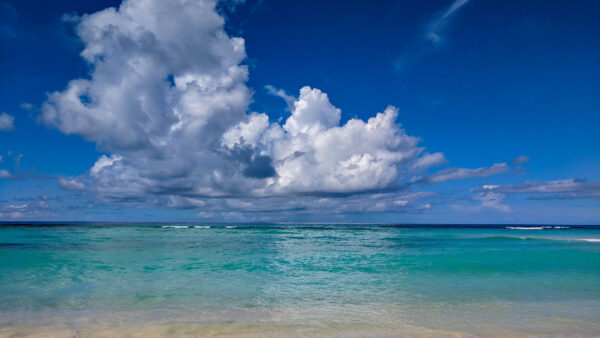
top-left (41, 0), bottom-right (447, 207)
top-left (223, 87), bottom-right (444, 195)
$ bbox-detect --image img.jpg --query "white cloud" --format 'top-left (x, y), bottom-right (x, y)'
top-left (42, 0), bottom-right (252, 200)
top-left (511, 155), bottom-right (530, 165)
top-left (224, 89), bottom-right (436, 195)
top-left (0, 169), bottom-right (12, 179)
top-left (42, 0), bottom-right (250, 154)
top-left (417, 162), bottom-right (510, 184)
top-left (484, 179), bottom-right (600, 199)
top-left (265, 85), bottom-right (295, 111)
top-left (6, 204), bottom-right (28, 209)
top-left (0, 112), bottom-right (15, 131)
top-left (20, 103), bottom-right (35, 111)
top-left (90, 155), bottom-right (121, 176)
top-left (395, 0), bottom-right (472, 72)
top-left (426, 0), bottom-right (470, 44)
top-left (0, 200), bottom-right (53, 219)
top-left (412, 152), bottom-right (447, 171)
top-left (40, 0), bottom-right (446, 205)
top-left (453, 189), bottom-right (511, 213)
top-left (197, 211), bottom-right (214, 218)
top-left (474, 190), bottom-right (511, 212)
top-left (283, 86), bottom-right (341, 136)
top-left (394, 200), bottom-right (409, 207)
top-left (58, 177), bottom-right (86, 191)
top-left (222, 113), bottom-right (269, 149)
top-left (416, 203), bottom-right (432, 210)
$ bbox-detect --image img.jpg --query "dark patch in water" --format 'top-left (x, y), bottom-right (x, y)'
top-left (0, 243), bottom-right (26, 247)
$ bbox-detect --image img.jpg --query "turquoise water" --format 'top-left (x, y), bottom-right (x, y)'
top-left (1, 224), bottom-right (599, 336)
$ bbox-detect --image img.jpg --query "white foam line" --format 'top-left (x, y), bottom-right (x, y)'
top-left (506, 227), bottom-right (544, 230)
top-left (578, 238), bottom-right (600, 243)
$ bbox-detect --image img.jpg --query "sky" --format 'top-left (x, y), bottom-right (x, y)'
top-left (0, 0), bottom-right (598, 224)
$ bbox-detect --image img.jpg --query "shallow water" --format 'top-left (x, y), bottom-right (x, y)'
top-left (1, 224), bottom-right (599, 336)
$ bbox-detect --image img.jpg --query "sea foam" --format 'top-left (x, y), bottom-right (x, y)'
top-left (578, 238), bottom-right (600, 243)
top-left (506, 226), bottom-right (544, 230)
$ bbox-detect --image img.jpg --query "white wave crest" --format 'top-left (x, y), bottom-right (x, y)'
top-left (506, 227), bottom-right (544, 230)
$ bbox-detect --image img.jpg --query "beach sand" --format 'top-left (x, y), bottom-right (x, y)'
top-left (2, 318), bottom-right (599, 338)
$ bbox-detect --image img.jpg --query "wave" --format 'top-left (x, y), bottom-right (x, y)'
top-left (161, 225), bottom-right (189, 229)
top-left (505, 226), bottom-right (571, 230)
top-left (194, 226), bottom-right (210, 229)
top-left (506, 227), bottom-right (545, 230)
top-left (479, 235), bottom-right (600, 244)
top-left (225, 226), bottom-right (237, 229)
top-left (578, 238), bottom-right (600, 243)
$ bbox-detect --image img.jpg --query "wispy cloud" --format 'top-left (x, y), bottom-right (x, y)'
top-left (453, 189), bottom-right (511, 213)
top-left (264, 85), bottom-right (295, 111)
top-left (13, 153), bottom-right (23, 171)
top-left (0, 198), bottom-right (53, 219)
top-left (395, 0), bottom-right (472, 72)
top-left (425, 0), bottom-right (470, 45)
top-left (510, 155), bottom-right (530, 165)
top-left (57, 177), bottom-right (86, 191)
top-left (478, 179), bottom-right (600, 200)
top-left (415, 162), bottom-right (510, 184)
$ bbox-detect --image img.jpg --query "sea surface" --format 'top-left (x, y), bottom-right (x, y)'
top-left (0, 223), bottom-right (599, 337)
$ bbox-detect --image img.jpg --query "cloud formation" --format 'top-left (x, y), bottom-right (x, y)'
top-left (58, 177), bottom-right (86, 191)
top-left (425, 0), bottom-right (470, 45)
top-left (0, 199), bottom-right (52, 219)
top-left (395, 0), bottom-right (471, 72)
top-left (480, 179), bottom-right (600, 200)
top-left (0, 169), bottom-right (12, 179)
top-left (224, 87), bottom-right (441, 195)
top-left (416, 162), bottom-right (510, 184)
top-left (511, 155), bottom-right (530, 165)
top-left (0, 112), bottom-right (15, 131)
top-left (41, 0), bottom-right (447, 207)
top-left (264, 85), bottom-right (295, 111)
top-left (455, 178), bottom-right (600, 215)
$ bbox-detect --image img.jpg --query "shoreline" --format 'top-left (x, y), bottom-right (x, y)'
top-left (2, 307), bottom-right (599, 338)
top-left (3, 322), bottom-right (597, 338)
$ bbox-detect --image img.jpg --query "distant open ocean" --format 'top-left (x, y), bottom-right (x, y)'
top-left (1, 223), bottom-right (599, 337)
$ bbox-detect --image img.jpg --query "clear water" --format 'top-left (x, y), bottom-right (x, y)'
top-left (1, 224), bottom-right (599, 336)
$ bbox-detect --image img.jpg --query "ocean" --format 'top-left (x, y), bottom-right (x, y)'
top-left (0, 223), bottom-right (599, 337)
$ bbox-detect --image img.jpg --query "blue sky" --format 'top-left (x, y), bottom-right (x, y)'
top-left (0, 0), bottom-right (598, 223)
